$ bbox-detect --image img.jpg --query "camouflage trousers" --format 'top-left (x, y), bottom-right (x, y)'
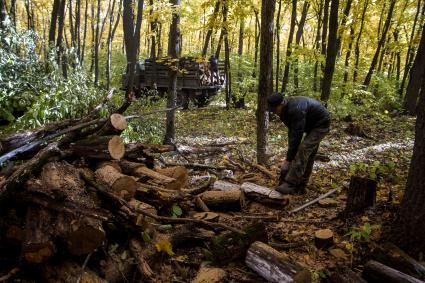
top-left (285, 126), bottom-right (330, 187)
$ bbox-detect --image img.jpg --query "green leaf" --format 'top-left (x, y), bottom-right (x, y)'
top-left (171, 204), bottom-right (183, 216)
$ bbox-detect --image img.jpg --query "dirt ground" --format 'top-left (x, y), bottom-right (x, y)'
top-left (165, 106), bottom-right (417, 281)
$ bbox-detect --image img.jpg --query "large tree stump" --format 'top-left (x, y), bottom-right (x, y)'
top-left (70, 135), bottom-right (125, 160)
top-left (373, 243), bottom-right (425, 280)
top-left (95, 165), bottom-right (137, 201)
top-left (200, 190), bottom-right (242, 210)
top-left (344, 176), bottom-right (377, 215)
top-left (363, 260), bottom-right (424, 283)
top-left (22, 206), bottom-right (55, 263)
top-left (245, 241), bottom-right (311, 283)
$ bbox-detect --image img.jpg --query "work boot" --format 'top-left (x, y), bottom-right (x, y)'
top-left (276, 182), bottom-right (306, 195)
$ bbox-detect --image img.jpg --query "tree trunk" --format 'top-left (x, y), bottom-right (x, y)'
top-left (234, 15), bottom-right (245, 108)
top-left (320, 0), bottom-right (330, 89)
top-left (363, 0), bottom-right (396, 87)
top-left (293, 0), bottom-right (310, 90)
top-left (0, 0), bottom-right (7, 28)
top-left (281, 0), bottom-right (297, 93)
top-left (403, 24), bottom-right (425, 115)
top-left (363, 260), bottom-right (424, 283)
top-left (353, 0), bottom-right (368, 83)
top-left (336, 0), bottom-right (353, 54)
top-left (313, 0), bottom-right (324, 91)
top-left (344, 176), bottom-right (377, 215)
top-left (222, 1), bottom-right (231, 109)
top-left (275, 0), bottom-right (282, 93)
top-left (343, 25), bottom-right (355, 94)
top-left (149, 0), bottom-right (157, 59)
top-left (252, 9), bottom-right (260, 78)
top-left (94, 0), bottom-right (101, 85)
top-left (68, 0), bottom-right (75, 47)
top-left (164, 0), bottom-right (180, 144)
top-left (81, 0), bottom-right (89, 64)
top-left (397, 65), bottom-right (425, 256)
top-left (257, 0), bottom-right (275, 164)
top-left (400, 0), bottom-right (423, 96)
top-left (49, 0), bottom-right (61, 44)
top-left (202, 0), bottom-right (220, 57)
top-left (320, 0), bottom-right (339, 105)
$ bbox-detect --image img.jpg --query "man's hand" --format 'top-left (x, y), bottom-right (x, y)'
top-left (279, 160), bottom-right (292, 185)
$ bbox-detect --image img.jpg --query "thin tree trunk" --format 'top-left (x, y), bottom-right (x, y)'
top-left (56, 0), bottom-right (67, 77)
top-left (164, 0), bottom-right (180, 144)
top-left (336, 0), bottom-right (353, 54)
top-left (281, 0), bottom-right (297, 93)
top-left (94, 0), bottom-right (101, 85)
top-left (275, 0), bottom-right (282, 93)
top-left (403, 24), bottom-right (425, 115)
top-left (202, 0), bottom-right (220, 57)
top-left (49, 0), bottom-right (61, 45)
top-left (75, 0), bottom-right (81, 58)
top-left (363, 0), bottom-right (396, 87)
top-left (313, 0), bottom-right (324, 91)
top-left (149, 0), bottom-right (157, 59)
top-left (320, 0), bottom-right (339, 105)
top-left (320, 0), bottom-right (330, 90)
top-left (234, 14), bottom-right (245, 108)
top-left (293, 0), bottom-right (310, 90)
top-left (90, 0), bottom-right (95, 73)
top-left (0, 0), bottom-right (7, 28)
top-left (353, 0), bottom-right (368, 82)
top-left (222, 1), bottom-right (231, 109)
top-left (400, 0), bottom-right (423, 96)
top-left (215, 29), bottom-right (223, 59)
top-left (81, 0), bottom-right (89, 65)
top-left (9, 0), bottom-right (15, 25)
top-left (107, 0), bottom-right (118, 90)
top-left (252, 9), bottom-right (260, 78)
top-left (257, 0), bottom-right (275, 164)
top-left (343, 25), bottom-right (355, 95)
top-left (69, 0), bottom-right (75, 47)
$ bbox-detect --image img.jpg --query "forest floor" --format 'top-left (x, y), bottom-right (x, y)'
top-left (158, 105), bottom-right (417, 281)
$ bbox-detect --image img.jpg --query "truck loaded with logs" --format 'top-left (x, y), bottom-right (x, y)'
top-left (122, 56), bottom-right (226, 109)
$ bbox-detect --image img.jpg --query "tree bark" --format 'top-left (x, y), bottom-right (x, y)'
top-left (353, 0), bottom-right (368, 82)
top-left (344, 176), bottom-right (377, 215)
top-left (313, 0), bottom-right (324, 91)
top-left (320, 0), bottom-right (330, 89)
top-left (363, 260), bottom-right (424, 283)
top-left (164, 0), bottom-right (180, 144)
top-left (397, 64), bottom-right (425, 256)
top-left (281, 0), bottom-right (297, 93)
top-left (257, 0), bottom-right (275, 164)
top-left (275, 0), bottom-right (282, 93)
top-left (403, 24), bottom-right (425, 115)
top-left (320, 0), bottom-right (339, 105)
top-left (293, 0), bottom-right (310, 89)
top-left (48, 0), bottom-right (61, 44)
top-left (363, 0), bottom-right (396, 87)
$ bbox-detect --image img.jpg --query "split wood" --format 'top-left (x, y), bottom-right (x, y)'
top-left (81, 174), bottom-right (245, 235)
top-left (289, 189), bottom-right (338, 214)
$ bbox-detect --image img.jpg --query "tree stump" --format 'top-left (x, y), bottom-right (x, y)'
top-left (344, 176), bottom-right (377, 215)
top-left (95, 165), bottom-right (137, 201)
top-left (245, 241), bottom-right (311, 283)
top-left (362, 260), bottom-right (424, 283)
top-left (314, 229), bottom-right (334, 249)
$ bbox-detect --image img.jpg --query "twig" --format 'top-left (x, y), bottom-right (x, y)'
top-left (270, 241), bottom-right (307, 249)
top-left (0, 268), bottom-right (20, 282)
top-left (76, 252), bottom-right (93, 283)
top-left (289, 189), bottom-right (338, 214)
top-left (81, 174), bottom-right (245, 235)
top-left (164, 161), bottom-right (230, 171)
top-left (231, 214), bottom-right (327, 224)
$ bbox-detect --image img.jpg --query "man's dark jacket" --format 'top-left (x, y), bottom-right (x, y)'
top-left (279, 96), bottom-right (330, 161)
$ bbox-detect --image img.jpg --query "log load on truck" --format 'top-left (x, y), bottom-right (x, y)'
top-left (122, 56), bottom-right (226, 109)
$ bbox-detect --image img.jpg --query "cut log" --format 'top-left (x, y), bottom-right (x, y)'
top-left (96, 161), bottom-right (122, 172)
top-left (22, 206), bottom-right (55, 263)
top-left (169, 226), bottom-right (216, 248)
top-left (318, 198), bottom-right (338, 207)
top-left (213, 180), bottom-right (241, 191)
top-left (344, 176), bottom-right (377, 215)
top-left (129, 238), bottom-right (155, 282)
top-left (241, 182), bottom-right (289, 207)
top-left (211, 222), bottom-right (268, 263)
top-left (70, 135), bottom-right (125, 160)
top-left (0, 143), bottom-right (60, 206)
top-left (94, 113), bottom-right (128, 136)
top-left (373, 243), bottom-right (425, 280)
top-left (119, 161), bottom-right (177, 189)
top-left (191, 267), bottom-right (227, 283)
top-left (155, 166), bottom-right (188, 190)
top-left (39, 161), bottom-right (106, 256)
top-left (363, 260), bottom-right (424, 283)
top-left (245, 241), bottom-right (312, 283)
top-left (200, 190), bottom-right (242, 210)
top-left (314, 229), bottom-right (334, 249)
top-left (95, 165), bottom-right (137, 201)
top-left (42, 261), bottom-right (108, 283)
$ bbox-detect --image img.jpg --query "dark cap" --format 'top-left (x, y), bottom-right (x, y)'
top-left (267, 93), bottom-right (284, 113)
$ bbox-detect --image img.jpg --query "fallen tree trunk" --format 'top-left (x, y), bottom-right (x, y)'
top-left (241, 182), bottom-right (289, 207)
top-left (245, 241), bottom-right (311, 283)
top-left (70, 135), bottom-right (126, 160)
top-left (363, 260), bottom-right (424, 283)
top-left (95, 165), bottom-right (137, 201)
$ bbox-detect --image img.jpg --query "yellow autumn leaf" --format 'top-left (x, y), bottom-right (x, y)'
top-left (155, 239), bottom-right (175, 256)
